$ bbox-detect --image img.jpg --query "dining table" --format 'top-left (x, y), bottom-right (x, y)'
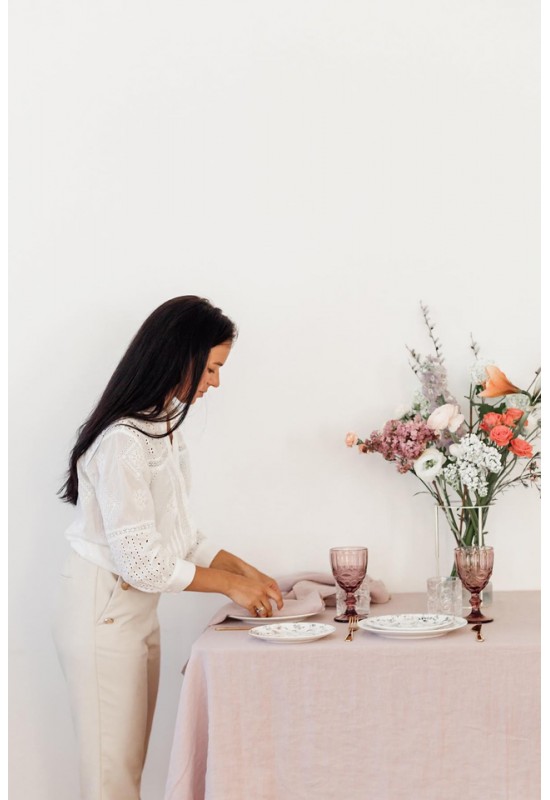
top-left (164, 590), bottom-right (540, 800)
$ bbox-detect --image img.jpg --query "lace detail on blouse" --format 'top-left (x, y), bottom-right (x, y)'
top-left (65, 413), bottom-right (220, 592)
top-left (105, 521), bottom-right (180, 593)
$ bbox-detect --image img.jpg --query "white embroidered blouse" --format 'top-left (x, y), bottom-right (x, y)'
top-left (65, 411), bottom-right (220, 593)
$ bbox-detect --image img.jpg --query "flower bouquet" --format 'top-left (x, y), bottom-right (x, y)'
top-left (346, 304), bottom-right (540, 571)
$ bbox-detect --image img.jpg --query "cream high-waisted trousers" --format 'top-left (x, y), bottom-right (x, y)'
top-left (52, 550), bottom-right (161, 800)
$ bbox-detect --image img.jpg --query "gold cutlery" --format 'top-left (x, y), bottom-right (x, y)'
top-left (214, 626), bottom-right (251, 631)
top-left (472, 624), bottom-right (485, 642)
top-left (345, 615), bottom-right (358, 642)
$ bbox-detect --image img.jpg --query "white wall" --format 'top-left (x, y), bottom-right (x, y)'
top-left (9, 2), bottom-right (540, 798)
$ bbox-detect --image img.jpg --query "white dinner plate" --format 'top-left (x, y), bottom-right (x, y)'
top-left (228, 611), bottom-right (320, 625)
top-left (248, 622), bottom-right (336, 643)
top-left (357, 616), bottom-right (467, 639)
top-left (362, 614), bottom-right (458, 633)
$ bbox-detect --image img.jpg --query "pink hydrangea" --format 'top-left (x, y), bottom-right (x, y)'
top-left (362, 416), bottom-right (438, 473)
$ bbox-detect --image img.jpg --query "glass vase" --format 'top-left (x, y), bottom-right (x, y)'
top-left (434, 503), bottom-right (493, 607)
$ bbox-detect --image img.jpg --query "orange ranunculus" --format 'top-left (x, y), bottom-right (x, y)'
top-left (479, 366), bottom-right (521, 398)
top-left (490, 425), bottom-right (514, 447)
top-left (480, 412), bottom-right (503, 432)
top-left (501, 408), bottom-right (524, 427)
top-left (509, 438), bottom-right (533, 458)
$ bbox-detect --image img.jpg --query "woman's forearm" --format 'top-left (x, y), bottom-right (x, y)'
top-left (185, 550), bottom-right (284, 617)
top-left (184, 565), bottom-right (234, 595)
top-left (184, 561), bottom-right (284, 617)
top-left (209, 549), bottom-right (248, 576)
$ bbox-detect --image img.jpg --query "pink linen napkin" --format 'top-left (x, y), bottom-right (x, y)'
top-left (207, 572), bottom-right (391, 626)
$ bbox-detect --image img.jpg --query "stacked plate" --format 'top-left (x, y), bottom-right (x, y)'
top-left (228, 612), bottom-right (319, 625)
top-left (357, 613), bottom-right (467, 639)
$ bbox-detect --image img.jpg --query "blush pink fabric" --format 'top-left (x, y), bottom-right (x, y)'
top-left (207, 571), bottom-right (390, 625)
top-left (165, 591), bottom-right (540, 800)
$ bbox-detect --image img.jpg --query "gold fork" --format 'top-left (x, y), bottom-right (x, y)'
top-left (345, 615), bottom-right (358, 642)
top-left (472, 624), bottom-right (485, 642)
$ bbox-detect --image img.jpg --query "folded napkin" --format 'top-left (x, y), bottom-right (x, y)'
top-left (208, 572), bottom-right (391, 626)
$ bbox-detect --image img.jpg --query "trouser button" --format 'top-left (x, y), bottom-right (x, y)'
top-left (121, 580), bottom-right (130, 590)
top-left (103, 617), bottom-right (115, 624)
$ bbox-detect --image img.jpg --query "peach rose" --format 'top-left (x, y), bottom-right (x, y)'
top-left (345, 432), bottom-right (359, 447)
top-left (480, 412), bottom-right (503, 432)
top-left (509, 438), bottom-right (533, 458)
top-left (489, 425), bottom-right (514, 447)
top-left (501, 408), bottom-right (524, 427)
top-left (479, 366), bottom-right (520, 398)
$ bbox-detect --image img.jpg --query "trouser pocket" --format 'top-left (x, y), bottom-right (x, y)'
top-left (95, 570), bottom-right (122, 625)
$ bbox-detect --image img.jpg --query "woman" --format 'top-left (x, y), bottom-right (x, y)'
top-left (53, 295), bottom-right (283, 800)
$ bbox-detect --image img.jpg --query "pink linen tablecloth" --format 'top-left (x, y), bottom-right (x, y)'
top-left (165, 591), bottom-right (540, 800)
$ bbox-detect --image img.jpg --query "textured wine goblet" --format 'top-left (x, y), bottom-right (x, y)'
top-left (454, 546), bottom-right (494, 624)
top-left (330, 547), bottom-right (368, 622)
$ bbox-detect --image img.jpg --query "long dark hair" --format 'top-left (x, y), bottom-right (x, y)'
top-left (59, 296), bottom-right (237, 505)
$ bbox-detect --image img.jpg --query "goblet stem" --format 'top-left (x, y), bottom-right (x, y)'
top-left (466, 590), bottom-right (493, 624)
top-left (345, 592), bottom-right (357, 615)
top-left (470, 591), bottom-right (481, 615)
top-left (333, 588), bottom-right (367, 622)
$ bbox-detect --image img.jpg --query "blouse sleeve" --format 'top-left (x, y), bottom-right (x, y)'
top-left (91, 428), bottom-right (198, 593)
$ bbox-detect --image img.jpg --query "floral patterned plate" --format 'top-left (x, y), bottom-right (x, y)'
top-left (362, 614), bottom-right (457, 632)
top-left (248, 622), bottom-right (336, 643)
top-left (357, 615), bottom-right (467, 639)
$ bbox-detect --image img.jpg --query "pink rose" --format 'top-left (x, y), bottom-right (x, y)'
top-left (426, 404), bottom-right (464, 434)
top-left (501, 408), bottom-right (524, 427)
top-left (509, 438), bottom-right (533, 458)
top-left (489, 425), bottom-right (514, 447)
top-left (480, 412), bottom-right (503, 432)
top-left (345, 432), bottom-right (359, 447)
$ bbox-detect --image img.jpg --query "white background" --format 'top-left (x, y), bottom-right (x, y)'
top-left (9, 2), bottom-right (540, 798)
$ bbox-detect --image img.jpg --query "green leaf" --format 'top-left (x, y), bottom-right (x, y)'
top-left (478, 402), bottom-right (506, 417)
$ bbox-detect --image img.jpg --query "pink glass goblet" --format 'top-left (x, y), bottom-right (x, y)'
top-left (454, 546), bottom-right (494, 624)
top-left (330, 546), bottom-right (368, 622)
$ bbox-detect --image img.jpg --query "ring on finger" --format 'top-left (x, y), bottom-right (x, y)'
top-left (255, 606), bottom-right (265, 616)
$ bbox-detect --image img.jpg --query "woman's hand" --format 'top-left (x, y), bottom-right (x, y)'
top-left (209, 550), bottom-right (284, 615)
top-left (225, 574), bottom-right (283, 618)
top-left (238, 564), bottom-right (283, 610)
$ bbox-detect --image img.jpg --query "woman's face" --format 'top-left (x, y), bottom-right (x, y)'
top-left (186, 341), bottom-right (233, 404)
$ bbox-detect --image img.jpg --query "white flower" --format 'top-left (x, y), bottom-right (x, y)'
top-left (449, 443), bottom-right (463, 458)
top-left (449, 434), bottom-right (502, 473)
top-left (504, 393), bottom-right (530, 411)
top-left (394, 404), bottom-right (410, 419)
top-left (413, 447), bottom-right (445, 482)
top-left (427, 403), bottom-right (465, 434)
top-left (442, 463), bottom-right (460, 490)
top-left (442, 434), bottom-right (502, 496)
top-left (411, 391), bottom-right (431, 418)
top-left (471, 359), bottom-right (494, 385)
